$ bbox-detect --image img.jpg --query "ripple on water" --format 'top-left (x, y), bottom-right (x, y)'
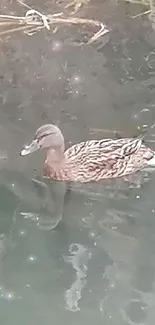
top-left (124, 299), bottom-right (148, 324)
top-left (64, 243), bottom-right (91, 312)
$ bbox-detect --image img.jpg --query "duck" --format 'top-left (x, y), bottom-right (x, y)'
top-left (20, 124), bottom-right (155, 183)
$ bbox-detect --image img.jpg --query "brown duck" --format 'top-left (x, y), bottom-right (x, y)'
top-left (20, 124), bottom-right (155, 183)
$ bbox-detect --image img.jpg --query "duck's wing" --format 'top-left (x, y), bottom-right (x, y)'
top-left (116, 137), bottom-right (143, 158)
top-left (65, 137), bottom-right (143, 162)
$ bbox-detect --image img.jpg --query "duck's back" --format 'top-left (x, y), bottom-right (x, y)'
top-left (64, 137), bottom-right (144, 162)
top-left (44, 137), bottom-right (154, 183)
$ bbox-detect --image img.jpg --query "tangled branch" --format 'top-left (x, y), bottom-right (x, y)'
top-left (0, 2), bottom-right (109, 44)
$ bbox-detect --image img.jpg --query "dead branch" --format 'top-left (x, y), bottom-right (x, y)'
top-left (0, 4), bottom-right (109, 44)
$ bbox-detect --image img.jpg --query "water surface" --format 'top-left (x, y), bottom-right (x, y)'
top-left (0, 0), bottom-right (155, 324)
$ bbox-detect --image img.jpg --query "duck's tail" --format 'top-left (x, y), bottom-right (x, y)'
top-left (133, 129), bottom-right (155, 166)
top-left (146, 154), bottom-right (155, 166)
top-left (133, 129), bottom-right (147, 141)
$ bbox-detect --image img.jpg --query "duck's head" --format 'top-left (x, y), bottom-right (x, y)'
top-left (20, 124), bottom-right (65, 156)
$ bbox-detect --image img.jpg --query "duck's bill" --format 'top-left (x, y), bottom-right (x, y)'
top-left (20, 139), bottom-right (39, 156)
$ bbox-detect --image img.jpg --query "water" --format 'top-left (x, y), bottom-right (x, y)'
top-left (0, 0), bottom-right (155, 324)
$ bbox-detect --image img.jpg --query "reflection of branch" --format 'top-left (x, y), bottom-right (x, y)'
top-left (128, 0), bottom-right (155, 20)
top-left (126, 0), bottom-right (152, 5)
top-left (0, 6), bottom-right (109, 44)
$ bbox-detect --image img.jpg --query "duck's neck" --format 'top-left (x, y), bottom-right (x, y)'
top-left (45, 145), bottom-right (65, 165)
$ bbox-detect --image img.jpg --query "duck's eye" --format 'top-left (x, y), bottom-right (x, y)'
top-left (35, 133), bottom-right (51, 142)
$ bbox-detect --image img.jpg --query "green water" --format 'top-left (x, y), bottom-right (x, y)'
top-left (0, 0), bottom-right (155, 324)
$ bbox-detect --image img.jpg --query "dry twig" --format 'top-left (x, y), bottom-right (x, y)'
top-left (0, 1), bottom-right (109, 44)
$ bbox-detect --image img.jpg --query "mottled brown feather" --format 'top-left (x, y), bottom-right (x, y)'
top-left (43, 137), bottom-right (155, 182)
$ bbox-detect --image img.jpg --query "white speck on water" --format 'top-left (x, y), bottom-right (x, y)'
top-left (6, 293), bottom-right (14, 300)
top-left (71, 74), bottom-right (83, 85)
top-left (74, 90), bottom-right (79, 96)
top-left (27, 255), bottom-right (37, 263)
top-left (52, 40), bottom-right (62, 52)
top-left (20, 212), bottom-right (39, 221)
top-left (3, 291), bottom-right (16, 301)
top-left (19, 229), bottom-right (27, 237)
top-left (89, 232), bottom-right (95, 237)
top-left (110, 283), bottom-right (115, 288)
top-left (141, 108), bottom-right (149, 112)
top-left (71, 115), bottom-right (77, 120)
top-left (25, 284), bottom-right (31, 288)
top-left (132, 113), bottom-right (138, 120)
top-left (112, 226), bottom-right (118, 230)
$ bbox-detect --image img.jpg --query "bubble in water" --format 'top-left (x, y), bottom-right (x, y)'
top-left (110, 282), bottom-right (115, 288)
top-left (132, 113), bottom-right (138, 120)
top-left (141, 108), bottom-right (149, 112)
top-left (71, 89), bottom-right (80, 98)
top-left (0, 150), bottom-right (7, 161)
top-left (19, 229), bottom-right (27, 237)
top-left (27, 255), bottom-right (37, 263)
top-left (89, 231), bottom-right (98, 238)
top-left (70, 74), bottom-right (82, 85)
top-left (52, 40), bottom-right (62, 52)
top-left (25, 284), bottom-right (31, 288)
top-left (3, 291), bottom-right (15, 301)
